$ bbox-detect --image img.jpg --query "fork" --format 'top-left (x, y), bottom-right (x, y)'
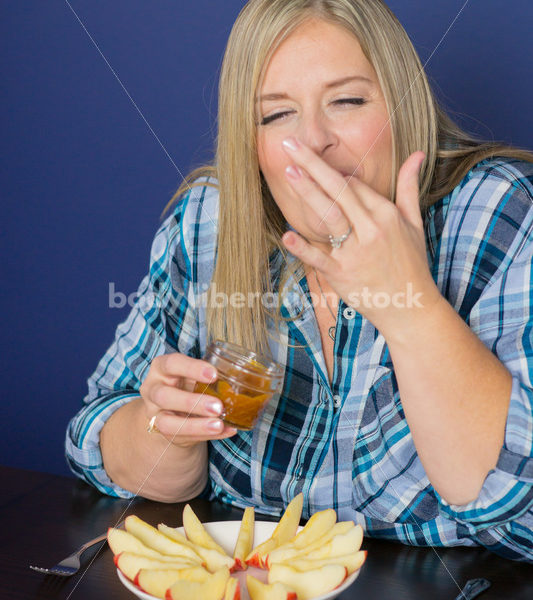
top-left (29, 524), bottom-right (116, 577)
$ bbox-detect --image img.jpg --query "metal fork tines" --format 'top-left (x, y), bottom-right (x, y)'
top-left (29, 527), bottom-right (110, 577)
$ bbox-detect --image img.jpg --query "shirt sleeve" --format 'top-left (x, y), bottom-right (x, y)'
top-left (431, 159), bottom-right (533, 557)
top-left (65, 183), bottom-right (217, 497)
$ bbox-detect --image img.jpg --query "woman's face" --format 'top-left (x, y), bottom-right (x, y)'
top-left (256, 18), bottom-right (393, 241)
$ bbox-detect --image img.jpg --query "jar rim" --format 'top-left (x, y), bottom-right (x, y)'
top-left (208, 339), bottom-right (284, 378)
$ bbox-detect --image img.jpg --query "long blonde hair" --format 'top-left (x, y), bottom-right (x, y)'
top-left (165, 0), bottom-right (533, 354)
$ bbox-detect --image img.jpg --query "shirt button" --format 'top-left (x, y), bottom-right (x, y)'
top-left (343, 306), bottom-right (356, 320)
top-left (333, 394), bottom-right (342, 408)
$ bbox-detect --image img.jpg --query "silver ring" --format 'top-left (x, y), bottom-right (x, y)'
top-left (328, 225), bottom-right (353, 249)
top-left (147, 415), bottom-right (159, 434)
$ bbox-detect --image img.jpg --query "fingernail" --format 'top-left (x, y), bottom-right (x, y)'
top-left (285, 165), bottom-right (301, 180)
top-left (206, 399), bottom-right (223, 416)
top-left (202, 367), bottom-right (217, 381)
top-left (207, 419), bottom-right (223, 433)
top-left (282, 137), bottom-right (299, 151)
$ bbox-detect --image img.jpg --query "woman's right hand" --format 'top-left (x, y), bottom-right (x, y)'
top-left (140, 352), bottom-right (237, 447)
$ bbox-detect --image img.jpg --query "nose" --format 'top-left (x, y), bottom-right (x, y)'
top-left (297, 110), bottom-right (338, 156)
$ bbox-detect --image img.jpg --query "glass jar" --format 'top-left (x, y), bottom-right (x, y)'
top-left (194, 340), bottom-right (285, 430)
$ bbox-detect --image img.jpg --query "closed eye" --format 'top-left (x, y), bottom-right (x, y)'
top-left (260, 98), bottom-right (366, 126)
top-left (260, 111), bottom-right (294, 126)
top-left (332, 97), bottom-right (366, 106)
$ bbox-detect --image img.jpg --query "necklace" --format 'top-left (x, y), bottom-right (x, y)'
top-left (313, 268), bottom-right (337, 341)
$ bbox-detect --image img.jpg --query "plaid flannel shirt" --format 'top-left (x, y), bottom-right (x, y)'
top-left (66, 157), bottom-right (533, 561)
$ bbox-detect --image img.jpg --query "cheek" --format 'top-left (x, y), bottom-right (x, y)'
top-left (345, 116), bottom-right (391, 154)
top-left (369, 124), bottom-right (393, 196)
top-left (345, 117), bottom-right (392, 189)
top-left (367, 115), bottom-right (392, 160)
top-left (257, 134), bottom-right (288, 188)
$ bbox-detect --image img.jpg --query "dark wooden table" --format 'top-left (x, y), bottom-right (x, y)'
top-left (1, 465), bottom-right (531, 599)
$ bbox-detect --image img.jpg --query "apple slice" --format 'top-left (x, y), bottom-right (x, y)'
top-left (268, 563), bottom-right (347, 600)
top-left (313, 520), bottom-right (355, 541)
top-left (245, 493), bottom-right (303, 568)
top-left (125, 515), bottom-right (203, 563)
top-left (282, 550), bottom-right (367, 574)
top-left (245, 538), bottom-right (277, 569)
top-left (293, 524), bottom-right (363, 561)
top-left (246, 575), bottom-right (297, 600)
top-left (233, 507), bottom-right (254, 571)
top-left (289, 508), bottom-right (337, 549)
top-left (264, 508), bottom-right (336, 567)
top-left (108, 528), bottom-right (165, 559)
top-left (159, 523), bottom-right (234, 572)
top-left (157, 523), bottom-right (197, 548)
top-left (136, 567), bottom-right (211, 598)
top-left (275, 520), bottom-right (355, 561)
top-left (223, 576), bottom-right (240, 600)
top-left (183, 504), bottom-right (228, 555)
top-left (165, 566), bottom-right (230, 600)
top-left (116, 551), bottom-right (200, 581)
top-left (197, 547), bottom-right (236, 573)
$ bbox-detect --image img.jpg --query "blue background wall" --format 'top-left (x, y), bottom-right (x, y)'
top-left (2, 1), bottom-right (532, 478)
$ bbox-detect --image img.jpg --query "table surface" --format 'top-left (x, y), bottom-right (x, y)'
top-left (1, 465), bottom-right (531, 600)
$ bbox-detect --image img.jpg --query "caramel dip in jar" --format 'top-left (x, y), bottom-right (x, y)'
top-left (195, 340), bottom-right (284, 430)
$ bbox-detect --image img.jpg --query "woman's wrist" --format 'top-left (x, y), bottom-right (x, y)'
top-left (101, 398), bottom-right (208, 502)
top-left (365, 283), bottom-right (446, 347)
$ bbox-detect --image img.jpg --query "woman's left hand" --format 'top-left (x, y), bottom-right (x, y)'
top-left (281, 138), bottom-right (442, 338)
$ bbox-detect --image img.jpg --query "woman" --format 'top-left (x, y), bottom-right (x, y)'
top-left (66, 0), bottom-right (533, 560)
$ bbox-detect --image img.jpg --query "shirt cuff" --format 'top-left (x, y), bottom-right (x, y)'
top-left (436, 445), bottom-right (533, 531)
top-left (65, 393), bottom-right (140, 499)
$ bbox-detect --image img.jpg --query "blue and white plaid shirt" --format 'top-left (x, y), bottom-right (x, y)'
top-left (66, 158), bottom-right (533, 561)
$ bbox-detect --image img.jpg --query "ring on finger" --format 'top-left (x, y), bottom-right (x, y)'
top-left (147, 414), bottom-right (160, 434)
top-left (328, 224), bottom-right (353, 249)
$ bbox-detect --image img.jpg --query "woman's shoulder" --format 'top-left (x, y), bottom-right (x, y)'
top-left (439, 156), bottom-right (533, 242)
top-left (468, 155), bottom-right (533, 192)
top-left (148, 177), bottom-right (220, 287)
top-left (166, 176), bottom-right (220, 234)
top-left (453, 156), bottom-right (533, 213)
top-left (427, 157), bottom-right (533, 314)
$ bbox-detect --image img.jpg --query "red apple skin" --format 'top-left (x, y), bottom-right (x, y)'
top-left (165, 589), bottom-right (172, 600)
top-left (335, 567), bottom-right (349, 588)
top-left (231, 558), bottom-right (245, 572)
top-left (133, 572), bottom-right (141, 587)
top-left (113, 552), bottom-right (122, 568)
top-left (245, 553), bottom-right (263, 568)
top-left (337, 567), bottom-right (348, 586)
top-left (234, 580), bottom-right (241, 600)
top-left (223, 577), bottom-right (241, 600)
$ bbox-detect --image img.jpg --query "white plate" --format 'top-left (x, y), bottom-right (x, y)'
top-left (117, 520), bottom-right (361, 600)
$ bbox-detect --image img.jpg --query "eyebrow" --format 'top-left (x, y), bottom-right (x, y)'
top-left (257, 75), bottom-right (374, 102)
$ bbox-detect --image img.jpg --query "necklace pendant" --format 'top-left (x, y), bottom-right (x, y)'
top-left (328, 326), bottom-right (336, 341)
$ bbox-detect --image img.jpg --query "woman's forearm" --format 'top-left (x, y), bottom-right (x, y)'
top-left (384, 296), bottom-right (512, 506)
top-left (100, 397), bottom-right (208, 502)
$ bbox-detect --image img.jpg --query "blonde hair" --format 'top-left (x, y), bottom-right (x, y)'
top-left (165, 0), bottom-right (533, 354)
